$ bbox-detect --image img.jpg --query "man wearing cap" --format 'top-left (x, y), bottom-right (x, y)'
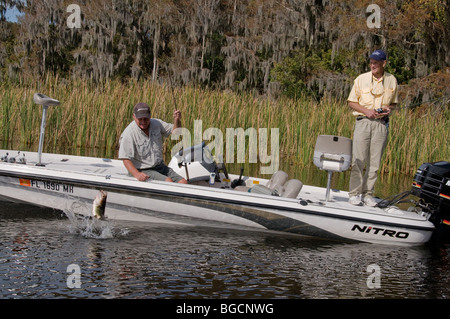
top-left (118, 103), bottom-right (188, 183)
top-left (347, 49), bottom-right (398, 206)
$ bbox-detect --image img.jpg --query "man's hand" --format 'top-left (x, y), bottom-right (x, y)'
top-left (123, 159), bottom-right (149, 182)
top-left (373, 107), bottom-right (391, 118)
top-left (349, 101), bottom-right (391, 119)
top-left (363, 108), bottom-right (378, 119)
top-left (173, 110), bottom-right (182, 130)
top-left (365, 108), bottom-right (390, 119)
top-left (135, 172), bottom-right (150, 181)
top-left (173, 110), bottom-right (181, 121)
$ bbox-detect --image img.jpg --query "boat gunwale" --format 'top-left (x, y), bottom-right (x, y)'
top-left (0, 162), bottom-right (435, 233)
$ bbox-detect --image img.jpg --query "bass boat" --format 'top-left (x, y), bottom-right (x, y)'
top-left (0, 93), bottom-right (449, 246)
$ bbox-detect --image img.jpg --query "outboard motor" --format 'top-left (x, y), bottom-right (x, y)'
top-left (412, 161), bottom-right (450, 241)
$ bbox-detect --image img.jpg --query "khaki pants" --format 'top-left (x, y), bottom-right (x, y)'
top-left (138, 162), bottom-right (185, 182)
top-left (349, 118), bottom-right (388, 197)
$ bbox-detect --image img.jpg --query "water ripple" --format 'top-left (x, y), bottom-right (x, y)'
top-left (1, 203), bottom-right (450, 299)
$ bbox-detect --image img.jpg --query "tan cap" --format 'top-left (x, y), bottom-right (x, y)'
top-left (133, 103), bottom-right (151, 118)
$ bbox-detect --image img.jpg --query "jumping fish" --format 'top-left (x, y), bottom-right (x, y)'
top-left (92, 190), bottom-right (107, 219)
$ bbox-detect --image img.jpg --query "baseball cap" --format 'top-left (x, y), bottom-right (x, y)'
top-left (133, 102), bottom-right (151, 118)
top-left (369, 50), bottom-right (387, 61)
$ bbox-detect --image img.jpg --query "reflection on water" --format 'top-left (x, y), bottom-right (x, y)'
top-left (1, 202), bottom-right (449, 299)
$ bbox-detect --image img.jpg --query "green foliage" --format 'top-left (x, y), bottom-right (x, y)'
top-left (385, 46), bottom-right (414, 84)
top-left (270, 49), bottom-right (320, 99)
top-left (270, 48), bottom-right (360, 99)
top-left (45, 25), bottom-right (75, 77)
top-left (201, 32), bottom-right (226, 86)
top-left (0, 0), bottom-right (448, 100)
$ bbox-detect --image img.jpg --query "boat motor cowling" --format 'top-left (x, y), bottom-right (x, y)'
top-left (412, 161), bottom-right (450, 241)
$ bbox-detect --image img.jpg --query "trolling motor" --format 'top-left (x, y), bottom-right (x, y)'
top-left (33, 93), bottom-right (60, 166)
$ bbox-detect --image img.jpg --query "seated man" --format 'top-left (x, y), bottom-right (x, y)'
top-left (118, 102), bottom-right (187, 184)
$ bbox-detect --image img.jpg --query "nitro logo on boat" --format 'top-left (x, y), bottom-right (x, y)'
top-left (351, 224), bottom-right (409, 239)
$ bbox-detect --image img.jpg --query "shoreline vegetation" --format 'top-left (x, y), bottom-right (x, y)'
top-left (1, 76), bottom-right (448, 182)
top-left (1, 0), bottom-right (448, 192)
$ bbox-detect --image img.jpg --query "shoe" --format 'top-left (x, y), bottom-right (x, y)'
top-left (363, 195), bottom-right (378, 207)
top-left (349, 194), bottom-right (363, 206)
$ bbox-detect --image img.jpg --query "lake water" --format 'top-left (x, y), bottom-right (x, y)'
top-left (1, 200), bottom-right (449, 303)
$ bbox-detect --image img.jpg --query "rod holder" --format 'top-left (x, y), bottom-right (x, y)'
top-left (33, 93), bottom-right (60, 166)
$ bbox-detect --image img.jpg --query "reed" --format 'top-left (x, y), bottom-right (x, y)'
top-left (1, 76), bottom-right (448, 177)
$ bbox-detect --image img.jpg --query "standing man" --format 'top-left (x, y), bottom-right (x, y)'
top-left (347, 50), bottom-right (398, 206)
top-left (119, 102), bottom-right (188, 184)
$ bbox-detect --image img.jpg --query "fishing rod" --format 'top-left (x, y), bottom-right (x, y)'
top-left (394, 95), bottom-right (449, 111)
top-left (376, 94), bottom-right (449, 114)
top-left (165, 64), bottom-right (178, 112)
top-left (165, 64), bottom-right (190, 181)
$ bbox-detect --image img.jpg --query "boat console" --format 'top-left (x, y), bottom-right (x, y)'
top-left (168, 142), bottom-right (217, 182)
top-left (168, 143), bottom-right (303, 198)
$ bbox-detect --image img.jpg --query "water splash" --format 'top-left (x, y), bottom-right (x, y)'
top-left (63, 208), bottom-right (130, 239)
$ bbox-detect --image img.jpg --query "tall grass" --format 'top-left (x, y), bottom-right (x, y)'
top-left (1, 76), bottom-right (448, 177)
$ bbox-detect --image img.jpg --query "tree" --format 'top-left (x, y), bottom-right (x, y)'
top-left (0, 0), bottom-right (447, 100)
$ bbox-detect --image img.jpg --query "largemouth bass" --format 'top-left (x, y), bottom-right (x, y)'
top-left (92, 190), bottom-right (107, 219)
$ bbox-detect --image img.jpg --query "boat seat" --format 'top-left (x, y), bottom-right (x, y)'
top-left (265, 170), bottom-right (288, 193)
top-left (234, 185), bottom-right (250, 192)
top-left (33, 93), bottom-right (60, 106)
top-left (313, 135), bottom-right (352, 201)
top-left (248, 170), bottom-right (303, 199)
top-left (281, 179), bottom-right (303, 198)
top-left (313, 135), bottom-right (352, 172)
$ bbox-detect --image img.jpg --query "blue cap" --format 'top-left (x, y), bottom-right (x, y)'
top-left (369, 50), bottom-right (387, 61)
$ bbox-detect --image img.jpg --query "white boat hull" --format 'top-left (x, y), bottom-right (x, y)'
top-left (0, 150), bottom-right (435, 246)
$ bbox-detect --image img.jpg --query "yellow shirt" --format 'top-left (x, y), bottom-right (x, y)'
top-left (347, 71), bottom-right (398, 116)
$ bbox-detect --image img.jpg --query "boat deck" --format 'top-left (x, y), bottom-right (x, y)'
top-left (1, 149), bottom-right (349, 201)
top-left (0, 149), bottom-right (419, 217)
